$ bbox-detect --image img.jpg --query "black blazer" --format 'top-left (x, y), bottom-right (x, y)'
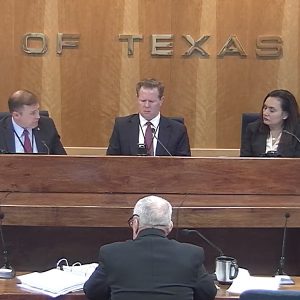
top-left (106, 114), bottom-right (191, 156)
top-left (0, 116), bottom-right (66, 155)
top-left (84, 228), bottom-right (217, 300)
top-left (240, 119), bottom-right (300, 157)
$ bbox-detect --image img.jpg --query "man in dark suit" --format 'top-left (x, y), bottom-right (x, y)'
top-left (106, 78), bottom-right (191, 156)
top-left (84, 195), bottom-right (217, 300)
top-left (0, 90), bottom-right (66, 155)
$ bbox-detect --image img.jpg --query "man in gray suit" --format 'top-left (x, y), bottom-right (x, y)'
top-left (106, 78), bottom-right (191, 156)
top-left (84, 195), bottom-right (217, 300)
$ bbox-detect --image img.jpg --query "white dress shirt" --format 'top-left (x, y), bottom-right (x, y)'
top-left (138, 113), bottom-right (160, 156)
top-left (12, 118), bottom-right (38, 153)
top-left (265, 132), bottom-right (282, 153)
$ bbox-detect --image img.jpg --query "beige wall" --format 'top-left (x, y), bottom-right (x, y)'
top-left (0, 0), bottom-right (299, 148)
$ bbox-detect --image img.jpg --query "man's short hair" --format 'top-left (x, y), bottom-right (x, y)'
top-left (133, 195), bottom-right (172, 229)
top-left (136, 78), bottom-right (165, 99)
top-left (8, 90), bottom-right (39, 113)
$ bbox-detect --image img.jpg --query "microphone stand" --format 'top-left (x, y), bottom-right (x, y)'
top-left (0, 212), bottom-right (16, 279)
top-left (181, 229), bottom-right (224, 256)
top-left (151, 128), bottom-right (172, 156)
top-left (282, 129), bottom-right (300, 143)
top-left (274, 213), bottom-right (294, 285)
top-left (41, 140), bottom-right (50, 155)
top-left (181, 229), bottom-right (240, 283)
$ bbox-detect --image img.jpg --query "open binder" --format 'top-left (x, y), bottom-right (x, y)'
top-left (17, 259), bottom-right (98, 298)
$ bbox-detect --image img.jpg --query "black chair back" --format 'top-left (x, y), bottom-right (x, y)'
top-left (0, 111), bottom-right (49, 120)
top-left (241, 112), bottom-right (260, 141)
top-left (170, 117), bottom-right (184, 124)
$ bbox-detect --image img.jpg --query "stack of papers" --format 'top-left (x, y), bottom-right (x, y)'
top-left (17, 263), bottom-right (98, 298)
top-left (227, 268), bottom-right (280, 294)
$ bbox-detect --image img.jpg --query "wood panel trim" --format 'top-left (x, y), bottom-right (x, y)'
top-left (65, 147), bottom-right (240, 157)
top-left (2, 193), bottom-right (299, 228)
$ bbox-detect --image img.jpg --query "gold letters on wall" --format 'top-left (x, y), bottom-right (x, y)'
top-left (22, 33), bottom-right (80, 54)
top-left (119, 34), bottom-right (283, 58)
top-left (21, 33), bottom-right (282, 58)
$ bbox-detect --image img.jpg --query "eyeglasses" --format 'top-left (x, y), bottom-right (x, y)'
top-left (127, 214), bottom-right (139, 228)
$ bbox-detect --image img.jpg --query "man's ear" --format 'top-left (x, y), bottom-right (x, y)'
top-left (132, 218), bottom-right (139, 240)
top-left (166, 221), bottom-right (173, 235)
top-left (12, 111), bottom-right (20, 119)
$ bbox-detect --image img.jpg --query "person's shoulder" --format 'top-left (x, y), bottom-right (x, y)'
top-left (115, 114), bottom-right (138, 124)
top-left (37, 116), bottom-right (57, 130)
top-left (38, 115), bottom-right (55, 124)
top-left (161, 115), bottom-right (186, 128)
top-left (247, 119), bottom-right (261, 131)
top-left (101, 239), bottom-right (133, 252)
top-left (0, 115), bottom-right (12, 130)
top-left (295, 120), bottom-right (300, 131)
top-left (0, 115), bottom-right (12, 127)
top-left (169, 239), bottom-right (204, 254)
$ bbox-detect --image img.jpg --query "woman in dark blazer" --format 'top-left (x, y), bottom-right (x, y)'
top-left (240, 89), bottom-right (300, 157)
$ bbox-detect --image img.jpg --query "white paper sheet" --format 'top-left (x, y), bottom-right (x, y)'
top-left (227, 268), bottom-right (280, 295)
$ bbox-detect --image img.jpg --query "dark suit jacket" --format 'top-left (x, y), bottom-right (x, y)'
top-left (240, 120), bottom-right (300, 157)
top-left (106, 114), bottom-right (191, 156)
top-left (0, 116), bottom-right (66, 155)
top-left (84, 228), bottom-right (217, 300)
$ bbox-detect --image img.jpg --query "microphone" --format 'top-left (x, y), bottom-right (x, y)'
top-left (137, 143), bottom-right (147, 156)
top-left (274, 213), bottom-right (294, 284)
top-left (282, 129), bottom-right (300, 144)
top-left (41, 140), bottom-right (50, 155)
top-left (0, 212), bottom-right (15, 279)
top-left (181, 229), bottom-right (224, 256)
top-left (151, 128), bottom-right (172, 156)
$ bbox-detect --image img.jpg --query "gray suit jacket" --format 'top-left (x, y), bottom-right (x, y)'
top-left (106, 114), bottom-right (191, 156)
top-left (84, 228), bottom-right (217, 300)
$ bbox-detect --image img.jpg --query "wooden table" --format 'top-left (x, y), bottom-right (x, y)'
top-left (1, 155), bottom-right (300, 228)
top-left (0, 276), bottom-right (299, 300)
top-left (0, 155), bottom-right (300, 274)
